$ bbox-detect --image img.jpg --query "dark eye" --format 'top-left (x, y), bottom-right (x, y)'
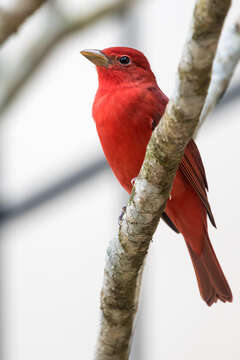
top-left (118, 56), bottom-right (130, 65)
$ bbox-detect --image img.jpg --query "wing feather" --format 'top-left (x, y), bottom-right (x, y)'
top-left (180, 139), bottom-right (216, 227)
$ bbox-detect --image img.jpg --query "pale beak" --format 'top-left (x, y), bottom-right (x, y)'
top-left (80, 49), bottom-right (111, 67)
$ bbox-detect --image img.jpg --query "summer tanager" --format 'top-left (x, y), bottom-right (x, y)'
top-left (81, 47), bottom-right (232, 306)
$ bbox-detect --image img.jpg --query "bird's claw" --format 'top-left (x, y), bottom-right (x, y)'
top-left (131, 177), bottom-right (136, 186)
top-left (118, 206), bottom-right (126, 225)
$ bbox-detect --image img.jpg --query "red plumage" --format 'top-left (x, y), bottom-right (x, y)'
top-left (82, 46), bottom-right (232, 305)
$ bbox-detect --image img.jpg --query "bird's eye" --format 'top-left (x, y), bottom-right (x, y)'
top-left (118, 56), bottom-right (131, 65)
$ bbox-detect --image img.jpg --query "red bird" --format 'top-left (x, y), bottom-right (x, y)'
top-left (81, 47), bottom-right (232, 306)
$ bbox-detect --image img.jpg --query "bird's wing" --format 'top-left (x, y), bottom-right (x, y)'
top-left (179, 139), bottom-right (216, 227)
top-left (161, 212), bottom-right (180, 233)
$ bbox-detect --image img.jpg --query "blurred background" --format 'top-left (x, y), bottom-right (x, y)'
top-left (0, 0), bottom-right (240, 359)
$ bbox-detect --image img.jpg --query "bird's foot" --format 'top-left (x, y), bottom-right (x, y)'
top-left (131, 177), bottom-right (136, 186)
top-left (118, 206), bottom-right (126, 225)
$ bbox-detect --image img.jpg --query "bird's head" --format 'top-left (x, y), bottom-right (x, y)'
top-left (80, 47), bottom-right (156, 88)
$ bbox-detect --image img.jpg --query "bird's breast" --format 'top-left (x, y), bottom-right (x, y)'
top-left (93, 87), bottom-right (155, 192)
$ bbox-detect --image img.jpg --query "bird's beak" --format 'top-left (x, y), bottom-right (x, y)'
top-left (80, 49), bottom-right (111, 68)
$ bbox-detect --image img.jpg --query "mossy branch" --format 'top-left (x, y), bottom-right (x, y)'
top-left (95, 1), bottom-right (231, 359)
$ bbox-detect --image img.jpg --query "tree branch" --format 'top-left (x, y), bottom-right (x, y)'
top-left (197, 11), bottom-right (240, 132)
top-left (95, 1), bottom-right (231, 359)
top-left (0, 0), bottom-right (48, 45)
top-left (0, 0), bottom-right (136, 115)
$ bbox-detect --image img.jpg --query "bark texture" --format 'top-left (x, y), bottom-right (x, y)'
top-left (95, 1), bottom-right (231, 359)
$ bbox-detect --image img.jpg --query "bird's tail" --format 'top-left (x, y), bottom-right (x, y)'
top-left (186, 232), bottom-right (232, 306)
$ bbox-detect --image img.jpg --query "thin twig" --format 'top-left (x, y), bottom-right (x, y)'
top-left (95, 1), bottom-right (231, 359)
top-left (197, 11), bottom-right (240, 133)
top-left (0, 0), bottom-right (136, 116)
top-left (0, 0), bottom-right (48, 45)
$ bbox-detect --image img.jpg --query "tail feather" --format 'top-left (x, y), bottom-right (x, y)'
top-left (186, 235), bottom-right (232, 306)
